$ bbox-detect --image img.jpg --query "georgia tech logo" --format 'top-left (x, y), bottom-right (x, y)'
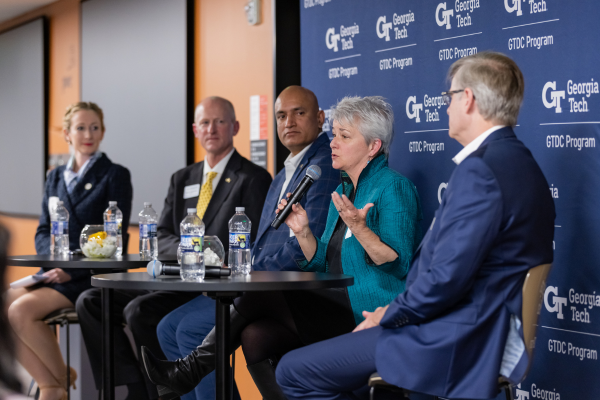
top-left (376, 16), bottom-right (393, 41)
top-left (515, 384), bottom-right (529, 400)
top-left (544, 286), bottom-right (567, 319)
top-left (325, 28), bottom-right (341, 52)
top-left (406, 96), bottom-right (423, 123)
top-left (436, 2), bottom-right (454, 29)
top-left (505, 0), bottom-right (525, 16)
top-left (542, 82), bottom-right (566, 113)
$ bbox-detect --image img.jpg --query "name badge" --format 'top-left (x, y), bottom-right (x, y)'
top-left (183, 184), bottom-right (200, 199)
top-left (345, 228), bottom-right (352, 239)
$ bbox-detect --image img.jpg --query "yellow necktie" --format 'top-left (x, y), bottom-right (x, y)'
top-left (197, 171), bottom-right (218, 219)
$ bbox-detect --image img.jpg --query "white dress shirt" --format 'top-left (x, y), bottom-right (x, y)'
top-left (202, 148), bottom-right (235, 190)
top-left (452, 126), bottom-right (506, 165)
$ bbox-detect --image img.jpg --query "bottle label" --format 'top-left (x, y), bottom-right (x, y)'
top-left (51, 221), bottom-right (68, 235)
top-left (140, 224), bottom-right (157, 238)
top-left (181, 235), bottom-right (203, 252)
top-left (105, 222), bottom-right (118, 234)
top-left (229, 232), bottom-right (251, 250)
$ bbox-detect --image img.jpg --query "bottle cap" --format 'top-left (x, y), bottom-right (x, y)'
top-left (188, 208), bottom-right (197, 214)
top-left (109, 201), bottom-right (117, 206)
top-left (144, 202), bottom-right (152, 207)
top-left (236, 207), bottom-right (245, 212)
top-left (57, 201), bottom-right (64, 206)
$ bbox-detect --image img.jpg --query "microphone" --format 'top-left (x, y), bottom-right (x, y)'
top-left (147, 260), bottom-right (231, 278)
top-left (271, 165), bottom-right (321, 230)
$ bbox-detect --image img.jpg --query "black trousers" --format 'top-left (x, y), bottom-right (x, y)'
top-left (76, 288), bottom-right (200, 399)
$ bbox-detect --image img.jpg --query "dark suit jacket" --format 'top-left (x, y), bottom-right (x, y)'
top-left (376, 128), bottom-right (555, 399)
top-left (157, 150), bottom-right (272, 257)
top-left (252, 133), bottom-right (340, 271)
top-left (34, 153), bottom-right (133, 300)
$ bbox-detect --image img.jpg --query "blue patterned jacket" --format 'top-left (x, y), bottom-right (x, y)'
top-left (252, 133), bottom-right (339, 271)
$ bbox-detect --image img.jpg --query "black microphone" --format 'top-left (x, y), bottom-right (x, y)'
top-left (271, 165), bottom-right (321, 230)
top-left (146, 260), bottom-right (231, 278)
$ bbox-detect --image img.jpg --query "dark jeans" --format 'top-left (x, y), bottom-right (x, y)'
top-left (76, 288), bottom-right (200, 399)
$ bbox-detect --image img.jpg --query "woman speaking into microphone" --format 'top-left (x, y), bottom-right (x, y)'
top-left (141, 96), bottom-right (423, 400)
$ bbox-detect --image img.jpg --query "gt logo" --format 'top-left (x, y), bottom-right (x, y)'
top-left (544, 286), bottom-right (567, 319)
top-left (436, 2), bottom-right (454, 29)
top-left (325, 28), bottom-right (340, 52)
top-left (376, 16), bottom-right (393, 41)
top-left (542, 82), bottom-right (566, 113)
top-left (406, 96), bottom-right (423, 123)
top-left (505, 0), bottom-right (526, 16)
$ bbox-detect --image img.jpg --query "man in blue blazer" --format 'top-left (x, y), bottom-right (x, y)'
top-left (276, 52), bottom-right (555, 400)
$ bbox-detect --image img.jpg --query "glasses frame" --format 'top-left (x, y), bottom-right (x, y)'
top-left (441, 89), bottom-right (471, 105)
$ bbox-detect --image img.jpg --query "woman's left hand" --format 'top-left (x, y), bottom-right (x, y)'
top-left (42, 268), bottom-right (72, 284)
top-left (331, 192), bottom-right (374, 234)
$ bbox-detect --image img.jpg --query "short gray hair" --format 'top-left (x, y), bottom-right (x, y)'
top-left (330, 96), bottom-right (394, 157)
top-left (195, 96), bottom-right (236, 121)
top-left (448, 51), bottom-right (524, 126)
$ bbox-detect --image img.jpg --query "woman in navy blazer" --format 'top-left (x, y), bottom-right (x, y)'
top-left (6, 102), bottom-right (132, 400)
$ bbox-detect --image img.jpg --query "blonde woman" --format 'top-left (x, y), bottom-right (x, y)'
top-left (5, 102), bottom-right (132, 400)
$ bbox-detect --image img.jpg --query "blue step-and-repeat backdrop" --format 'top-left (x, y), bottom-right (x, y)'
top-left (301, 1), bottom-right (600, 398)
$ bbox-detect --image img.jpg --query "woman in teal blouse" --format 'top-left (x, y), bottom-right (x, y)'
top-left (283, 95), bottom-right (422, 324)
top-left (141, 96), bottom-right (423, 400)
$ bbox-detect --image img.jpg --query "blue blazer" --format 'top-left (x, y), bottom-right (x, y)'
top-left (252, 133), bottom-right (340, 271)
top-left (35, 153), bottom-right (133, 293)
top-left (375, 128), bottom-right (555, 399)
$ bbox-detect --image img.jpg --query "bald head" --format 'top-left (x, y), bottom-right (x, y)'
top-left (275, 86), bottom-right (325, 156)
top-left (195, 96), bottom-right (236, 123)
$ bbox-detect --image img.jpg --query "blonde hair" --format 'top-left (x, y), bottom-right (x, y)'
top-left (448, 52), bottom-right (524, 127)
top-left (63, 102), bottom-right (105, 132)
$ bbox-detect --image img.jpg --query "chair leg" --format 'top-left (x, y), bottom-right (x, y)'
top-left (66, 320), bottom-right (71, 400)
top-left (505, 386), bottom-right (514, 400)
top-left (370, 386), bottom-right (376, 400)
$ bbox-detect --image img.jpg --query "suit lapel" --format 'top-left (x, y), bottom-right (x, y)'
top-left (286, 133), bottom-right (329, 194)
top-left (202, 151), bottom-right (241, 229)
top-left (254, 170), bottom-right (286, 244)
top-left (67, 154), bottom-right (111, 208)
top-left (183, 162), bottom-right (204, 212)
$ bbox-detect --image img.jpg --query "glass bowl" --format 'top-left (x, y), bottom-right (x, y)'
top-left (203, 235), bottom-right (225, 267)
top-left (80, 224), bottom-right (117, 258)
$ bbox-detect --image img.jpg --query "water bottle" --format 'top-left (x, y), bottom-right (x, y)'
top-left (180, 208), bottom-right (205, 281)
top-left (104, 201), bottom-right (123, 256)
top-left (50, 200), bottom-right (69, 255)
top-left (139, 202), bottom-right (158, 260)
top-left (228, 207), bottom-right (251, 275)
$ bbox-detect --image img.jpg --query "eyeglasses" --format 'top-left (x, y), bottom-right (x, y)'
top-left (441, 89), bottom-right (472, 105)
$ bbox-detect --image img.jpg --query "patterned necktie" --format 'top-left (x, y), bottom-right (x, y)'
top-left (196, 172), bottom-right (218, 219)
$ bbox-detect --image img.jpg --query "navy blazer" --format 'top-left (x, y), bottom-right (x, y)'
top-left (252, 133), bottom-right (340, 271)
top-left (375, 128), bottom-right (555, 399)
top-left (157, 150), bottom-right (272, 257)
top-left (35, 153), bottom-right (133, 284)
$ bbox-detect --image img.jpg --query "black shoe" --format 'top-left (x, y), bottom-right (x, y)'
top-left (247, 358), bottom-right (288, 400)
top-left (141, 305), bottom-right (248, 398)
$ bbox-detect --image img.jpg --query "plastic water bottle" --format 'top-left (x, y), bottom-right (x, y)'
top-left (180, 208), bottom-right (205, 281)
top-left (50, 200), bottom-right (69, 255)
top-left (228, 207), bottom-right (251, 275)
top-left (139, 202), bottom-right (158, 260)
top-left (104, 201), bottom-right (123, 256)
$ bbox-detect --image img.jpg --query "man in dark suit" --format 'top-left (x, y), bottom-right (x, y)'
top-left (76, 97), bottom-right (271, 400)
top-left (276, 52), bottom-right (555, 400)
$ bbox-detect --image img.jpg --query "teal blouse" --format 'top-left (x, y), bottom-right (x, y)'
top-left (297, 155), bottom-right (423, 324)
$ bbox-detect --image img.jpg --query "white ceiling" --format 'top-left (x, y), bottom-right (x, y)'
top-left (0, 0), bottom-right (58, 26)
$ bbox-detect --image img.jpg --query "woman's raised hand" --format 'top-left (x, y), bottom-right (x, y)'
top-left (276, 194), bottom-right (310, 236)
top-left (332, 192), bottom-right (373, 233)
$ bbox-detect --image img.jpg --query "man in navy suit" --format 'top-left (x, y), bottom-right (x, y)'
top-left (276, 52), bottom-right (555, 400)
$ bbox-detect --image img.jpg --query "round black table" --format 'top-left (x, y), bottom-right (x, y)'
top-left (7, 254), bottom-right (154, 400)
top-left (92, 271), bottom-right (354, 400)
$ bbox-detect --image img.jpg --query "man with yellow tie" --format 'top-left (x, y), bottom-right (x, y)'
top-left (76, 96), bottom-right (272, 400)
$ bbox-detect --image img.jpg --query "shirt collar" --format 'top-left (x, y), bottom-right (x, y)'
top-left (452, 126), bottom-right (505, 165)
top-left (283, 131), bottom-right (325, 170)
top-left (64, 152), bottom-right (101, 185)
top-left (203, 147), bottom-right (235, 176)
